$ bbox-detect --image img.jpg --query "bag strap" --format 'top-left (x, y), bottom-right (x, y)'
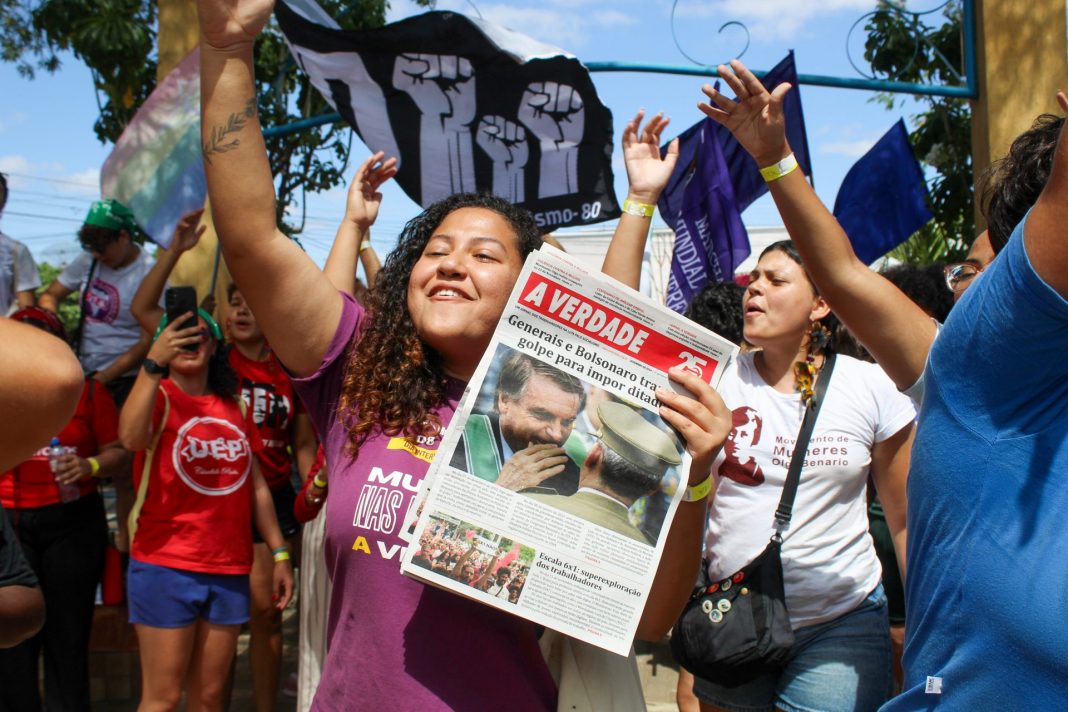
top-left (772, 351), bottom-right (837, 538)
top-left (74, 258), bottom-right (98, 359)
top-left (127, 385), bottom-right (170, 543)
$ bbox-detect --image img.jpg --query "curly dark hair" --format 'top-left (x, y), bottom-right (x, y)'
top-left (979, 113), bottom-right (1064, 254)
top-left (758, 240), bottom-right (841, 352)
top-left (684, 281), bottom-right (746, 346)
top-left (0, 172), bottom-right (7, 213)
top-left (881, 263), bottom-right (954, 323)
top-left (338, 193), bottom-right (543, 457)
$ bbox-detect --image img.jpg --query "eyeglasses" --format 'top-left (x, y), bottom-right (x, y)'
top-left (944, 262), bottom-right (984, 293)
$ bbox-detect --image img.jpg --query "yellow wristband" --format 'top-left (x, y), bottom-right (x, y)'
top-left (272, 549), bottom-right (291, 563)
top-left (622, 198), bottom-right (655, 218)
top-left (313, 474), bottom-right (328, 489)
top-left (759, 153), bottom-right (799, 183)
top-left (359, 240), bottom-right (372, 252)
top-left (88, 457), bottom-right (101, 477)
top-left (683, 474), bottom-right (713, 503)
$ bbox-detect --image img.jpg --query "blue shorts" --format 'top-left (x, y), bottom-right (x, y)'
top-left (692, 585), bottom-right (892, 712)
top-left (127, 559), bottom-right (250, 628)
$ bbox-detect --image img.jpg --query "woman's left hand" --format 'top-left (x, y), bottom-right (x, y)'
top-left (345, 151), bottom-right (399, 232)
top-left (53, 453), bottom-right (91, 484)
top-left (273, 559), bottom-right (295, 611)
top-left (622, 110), bottom-right (679, 204)
top-left (656, 367), bottom-right (732, 486)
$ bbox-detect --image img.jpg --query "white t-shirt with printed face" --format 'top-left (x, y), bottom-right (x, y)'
top-left (704, 352), bottom-right (916, 628)
top-left (59, 247), bottom-right (155, 374)
top-left (0, 232), bottom-right (42, 315)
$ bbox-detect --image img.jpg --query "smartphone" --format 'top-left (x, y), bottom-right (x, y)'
top-left (164, 286), bottom-right (199, 351)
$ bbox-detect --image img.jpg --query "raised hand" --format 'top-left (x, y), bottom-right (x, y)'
top-left (622, 110), bottom-right (679, 204)
top-left (147, 313), bottom-right (204, 366)
top-left (344, 152), bottom-right (398, 232)
top-left (169, 208), bottom-right (207, 255)
top-left (655, 367), bottom-right (732, 488)
top-left (196, 0), bottom-right (274, 50)
top-left (476, 116), bottom-right (529, 203)
top-left (699, 59), bottom-right (793, 167)
top-left (495, 443), bottom-right (569, 492)
top-left (518, 82), bottom-right (585, 197)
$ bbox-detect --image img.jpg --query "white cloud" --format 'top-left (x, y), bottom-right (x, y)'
top-left (0, 112), bottom-right (27, 135)
top-left (673, 0), bottom-right (873, 40)
top-left (478, 5), bottom-right (590, 49)
top-left (0, 155), bottom-right (100, 196)
top-left (592, 9), bottom-right (638, 26)
top-left (820, 138), bottom-right (877, 158)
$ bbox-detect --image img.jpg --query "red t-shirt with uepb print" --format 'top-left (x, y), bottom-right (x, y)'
top-left (130, 379), bottom-right (263, 575)
top-left (0, 380), bottom-right (119, 509)
top-left (229, 347), bottom-right (301, 490)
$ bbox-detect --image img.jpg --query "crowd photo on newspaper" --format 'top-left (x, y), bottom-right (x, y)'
top-left (2, 0), bottom-right (1068, 710)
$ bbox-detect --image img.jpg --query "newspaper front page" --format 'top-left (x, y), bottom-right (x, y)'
top-left (400, 245), bottom-right (738, 655)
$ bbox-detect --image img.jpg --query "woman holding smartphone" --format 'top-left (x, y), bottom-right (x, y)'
top-left (119, 306), bottom-right (294, 711)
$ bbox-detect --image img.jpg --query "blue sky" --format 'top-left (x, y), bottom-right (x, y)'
top-left (0, 0), bottom-right (941, 268)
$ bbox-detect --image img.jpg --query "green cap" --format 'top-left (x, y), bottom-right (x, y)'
top-left (84, 199), bottom-right (139, 233)
top-left (597, 401), bottom-right (682, 478)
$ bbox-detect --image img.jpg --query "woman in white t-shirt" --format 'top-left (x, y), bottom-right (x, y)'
top-left (689, 239), bottom-right (914, 712)
top-left (604, 110), bottom-right (915, 712)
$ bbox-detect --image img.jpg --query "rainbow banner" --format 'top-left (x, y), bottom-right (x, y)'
top-left (101, 47), bottom-right (205, 247)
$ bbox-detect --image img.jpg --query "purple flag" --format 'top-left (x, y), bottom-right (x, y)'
top-left (658, 119), bottom-right (749, 313)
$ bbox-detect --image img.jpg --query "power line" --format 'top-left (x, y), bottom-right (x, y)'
top-left (3, 210), bottom-right (83, 223)
top-left (4, 171), bottom-right (98, 190)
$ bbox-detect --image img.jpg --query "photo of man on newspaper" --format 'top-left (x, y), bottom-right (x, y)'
top-left (449, 348), bottom-right (586, 495)
top-left (450, 345), bottom-right (683, 546)
top-left (410, 513), bottom-right (533, 604)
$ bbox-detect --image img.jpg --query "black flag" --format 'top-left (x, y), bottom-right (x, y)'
top-left (276, 0), bottom-right (621, 230)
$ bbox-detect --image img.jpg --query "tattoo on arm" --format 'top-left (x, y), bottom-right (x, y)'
top-left (203, 97), bottom-right (257, 165)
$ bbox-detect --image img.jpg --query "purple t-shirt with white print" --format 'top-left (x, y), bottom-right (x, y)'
top-left (293, 293), bottom-right (556, 711)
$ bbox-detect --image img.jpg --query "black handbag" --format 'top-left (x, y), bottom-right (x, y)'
top-left (670, 352), bottom-right (837, 680)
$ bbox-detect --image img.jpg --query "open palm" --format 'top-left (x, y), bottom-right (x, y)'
top-left (699, 59), bottom-right (792, 166)
top-left (622, 110), bottom-right (679, 202)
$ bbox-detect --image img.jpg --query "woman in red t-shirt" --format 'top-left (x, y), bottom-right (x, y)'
top-left (131, 213), bottom-right (316, 711)
top-left (0, 307), bottom-right (128, 711)
top-left (119, 308), bottom-right (294, 711)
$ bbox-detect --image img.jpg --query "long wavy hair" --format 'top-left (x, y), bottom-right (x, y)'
top-left (337, 193), bottom-right (543, 457)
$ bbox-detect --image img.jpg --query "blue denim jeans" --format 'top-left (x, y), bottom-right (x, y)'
top-left (693, 585), bottom-right (893, 712)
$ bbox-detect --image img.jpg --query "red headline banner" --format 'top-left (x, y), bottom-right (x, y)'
top-left (519, 274), bottom-right (721, 383)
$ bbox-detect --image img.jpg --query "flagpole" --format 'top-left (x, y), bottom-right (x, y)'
top-left (209, 242), bottom-right (222, 298)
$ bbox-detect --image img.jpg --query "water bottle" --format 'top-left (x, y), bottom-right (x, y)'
top-left (48, 437), bottom-right (81, 504)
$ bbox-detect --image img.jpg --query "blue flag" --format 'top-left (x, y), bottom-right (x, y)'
top-left (658, 119), bottom-right (749, 313)
top-left (832, 119), bottom-right (933, 264)
top-left (715, 51), bottom-right (813, 211)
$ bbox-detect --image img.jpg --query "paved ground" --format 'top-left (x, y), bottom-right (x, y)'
top-left (89, 597), bottom-right (681, 711)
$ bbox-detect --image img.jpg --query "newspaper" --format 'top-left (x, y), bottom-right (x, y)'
top-left (400, 245), bottom-right (738, 655)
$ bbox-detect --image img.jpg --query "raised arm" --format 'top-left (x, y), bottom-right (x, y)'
top-left (197, 0), bottom-right (341, 376)
top-left (701, 60), bottom-right (936, 391)
top-left (130, 209), bottom-right (206, 333)
top-left (601, 111), bottom-right (678, 290)
top-left (1024, 91), bottom-right (1068, 297)
top-left (637, 367), bottom-right (731, 641)
top-left (323, 152), bottom-right (397, 295)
